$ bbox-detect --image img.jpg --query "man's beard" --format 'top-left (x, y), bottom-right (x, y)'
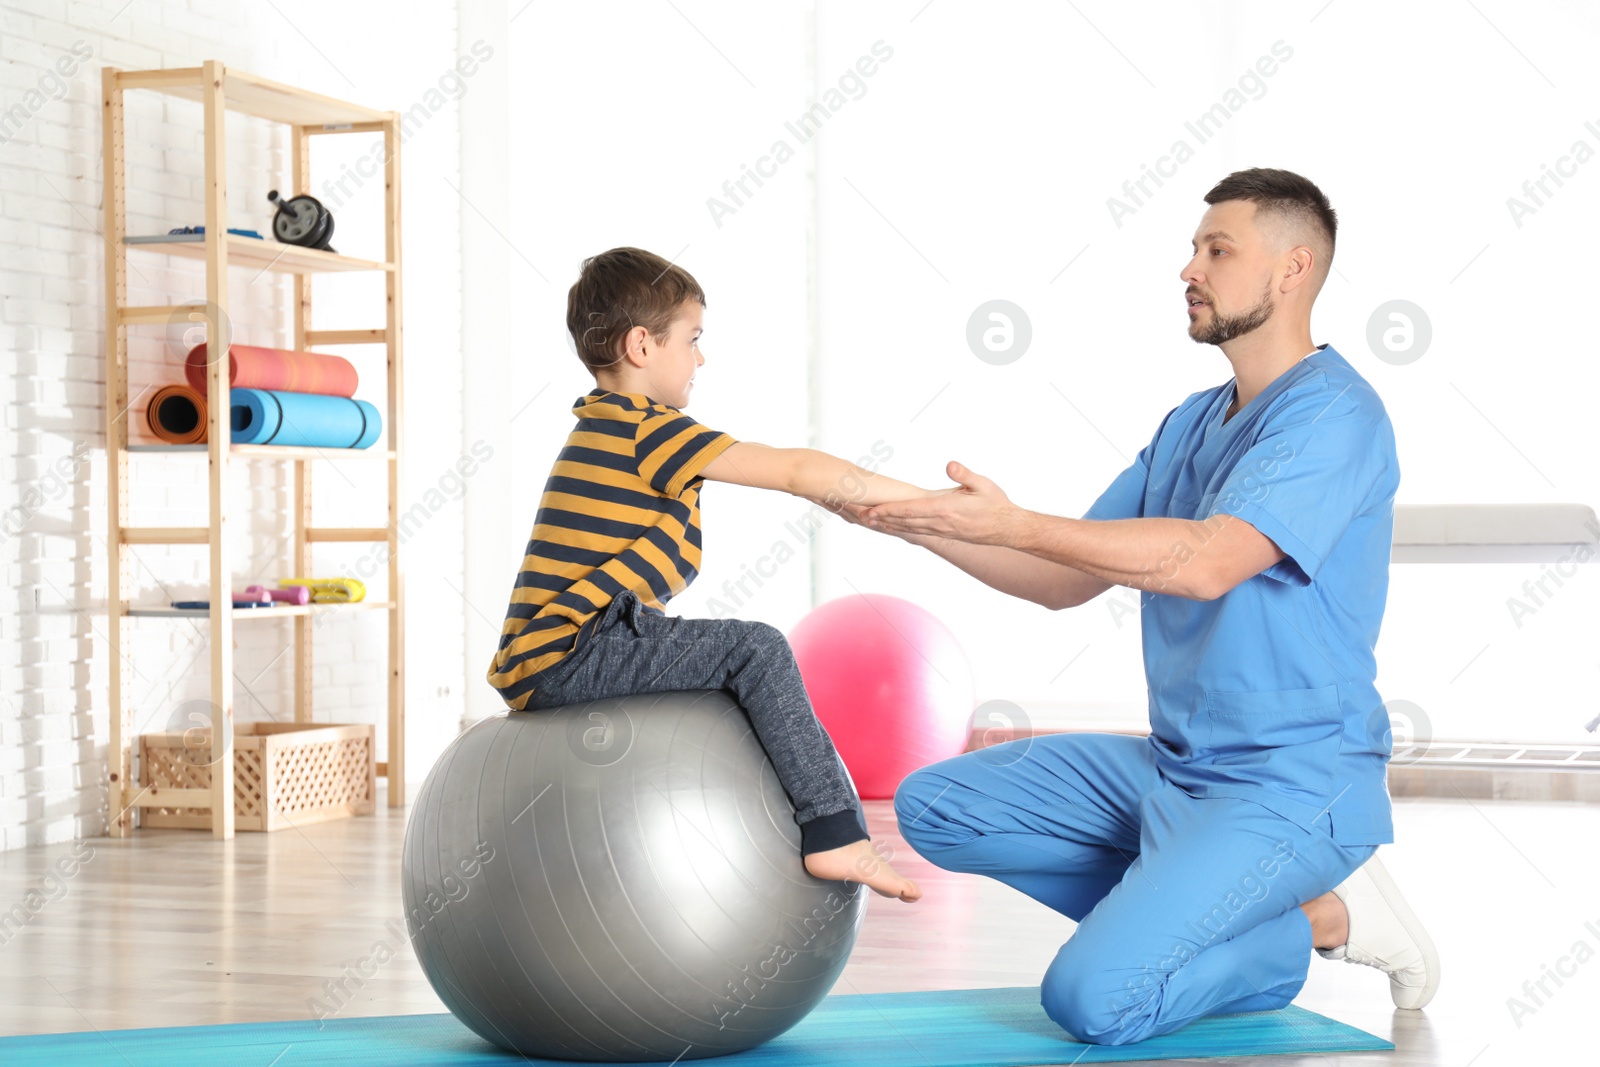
top-left (1190, 280), bottom-right (1275, 345)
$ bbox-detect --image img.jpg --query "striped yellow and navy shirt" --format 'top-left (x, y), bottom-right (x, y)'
top-left (486, 390), bottom-right (736, 709)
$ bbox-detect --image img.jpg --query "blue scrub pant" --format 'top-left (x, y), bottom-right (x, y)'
top-left (894, 733), bottom-right (1375, 1045)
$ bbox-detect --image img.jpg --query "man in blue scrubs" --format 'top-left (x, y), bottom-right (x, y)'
top-left (857, 168), bottom-right (1440, 1045)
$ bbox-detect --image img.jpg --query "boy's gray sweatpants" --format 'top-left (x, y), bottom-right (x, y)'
top-left (520, 590), bottom-right (869, 855)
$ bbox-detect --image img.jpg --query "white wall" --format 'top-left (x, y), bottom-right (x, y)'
top-left (497, 1), bottom-right (818, 655)
top-left (807, 1), bottom-right (1599, 744)
top-left (0, 0), bottom-right (469, 848)
top-left (457, 0), bottom-right (508, 728)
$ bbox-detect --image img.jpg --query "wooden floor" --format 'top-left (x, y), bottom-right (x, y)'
top-left (0, 795), bottom-right (1593, 1065)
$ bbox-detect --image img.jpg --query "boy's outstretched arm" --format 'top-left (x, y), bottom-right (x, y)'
top-left (700, 442), bottom-right (934, 507)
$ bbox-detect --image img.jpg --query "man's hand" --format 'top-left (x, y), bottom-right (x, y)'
top-left (861, 462), bottom-right (1021, 546)
top-left (828, 469), bottom-right (1115, 609)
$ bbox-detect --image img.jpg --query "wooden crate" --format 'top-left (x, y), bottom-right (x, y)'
top-left (138, 723), bottom-right (375, 831)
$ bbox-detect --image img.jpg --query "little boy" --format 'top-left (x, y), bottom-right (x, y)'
top-left (487, 247), bottom-right (928, 901)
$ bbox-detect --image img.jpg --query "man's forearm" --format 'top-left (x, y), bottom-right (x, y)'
top-left (1005, 511), bottom-right (1226, 600)
top-left (906, 532), bottom-right (1111, 609)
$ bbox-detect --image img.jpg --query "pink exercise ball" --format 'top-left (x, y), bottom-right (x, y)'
top-left (789, 593), bottom-right (976, 799)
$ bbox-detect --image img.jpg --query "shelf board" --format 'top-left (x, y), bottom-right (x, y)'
top-left (128, 444), bottom-right (394, 462)
top-left (117, 66), bottom-right (391, 127)
top-left (127, 601), bottom-right (394, 620)
top-left (123, 233), bottom-right (391, 274)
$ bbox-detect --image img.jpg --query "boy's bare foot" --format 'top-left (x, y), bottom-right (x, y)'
top-left (803, 839), bottom-right (922, 902)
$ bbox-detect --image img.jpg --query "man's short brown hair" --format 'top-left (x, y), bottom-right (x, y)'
top-left (566, 248), bottom-right (705, 373)
top-left (1204, 168), bottom-right (1337, 287)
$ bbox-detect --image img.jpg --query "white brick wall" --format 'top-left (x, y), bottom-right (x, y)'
top-left (0, 0), bottom-right (472, 849)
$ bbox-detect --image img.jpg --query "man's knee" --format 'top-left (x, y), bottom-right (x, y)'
top-left (892, 768), bottom-right (951, 852)
top-left (1040, 948), bottom-right (1153, 1046)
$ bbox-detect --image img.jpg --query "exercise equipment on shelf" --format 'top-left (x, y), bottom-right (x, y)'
top-left (169, 587), bottom-right (274, 611)
top-left (165, 226), bottom-right (264, 239)
top-left (168, 582), bottom-right (334, 611)
top-left (267, 189), bottom-right (335, 252)
top-left (123, 227), bottom-right (264, 246)
top-left (246, 584), bottom-right (311, 606)
top-left (145, 384), bottom-right (208, 444)
top-left (230, 388), bottom-right (381, 449)
top-left (279, 577), bottom-right (365, 603)
top-left (185, 342), bottom-right (358, 397)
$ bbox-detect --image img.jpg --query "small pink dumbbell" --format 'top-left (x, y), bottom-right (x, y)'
top-left (246, 584), bottom-right (312, 606)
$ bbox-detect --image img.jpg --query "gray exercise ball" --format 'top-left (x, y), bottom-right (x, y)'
top-left (401, 689), bottom-right (868, 1061)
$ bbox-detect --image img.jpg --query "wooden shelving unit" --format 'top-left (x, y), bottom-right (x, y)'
top-left (102, 61), bottom-right (406, 839)
top-left (126, 231), bottom-right (392, 274)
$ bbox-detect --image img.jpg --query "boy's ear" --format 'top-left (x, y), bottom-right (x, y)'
top-left (621, 324), bottom-right (650, 368)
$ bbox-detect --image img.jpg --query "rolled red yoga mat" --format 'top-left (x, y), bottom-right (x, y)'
top-left (145, 383), bottom-right (208, 444)
top-left (185, 342), bottom-right (358, 397)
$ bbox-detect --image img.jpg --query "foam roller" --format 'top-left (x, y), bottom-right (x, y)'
top-left (145, 384), bottom-right (208, 444)
top-left (230, 389), bottom-right (383, 449)
top-left (186, 342), bottom-right (358, 397)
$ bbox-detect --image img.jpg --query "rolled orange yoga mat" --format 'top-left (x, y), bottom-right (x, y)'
top-left (145, 383), bottom-right (208, 444)
top-left (185, 342), bottom-right (358, 397)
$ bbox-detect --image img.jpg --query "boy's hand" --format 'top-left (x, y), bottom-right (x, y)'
top-left (832, 501), bottom-right (936, 546)
top-left (811, 495), bottom-right (957, 553)
top-left (830, 500), bottom-right (891, 530)
top-left (832, 501), bottom-right (871, 524)
top-left (861, 461), bottom-right (1021, 546)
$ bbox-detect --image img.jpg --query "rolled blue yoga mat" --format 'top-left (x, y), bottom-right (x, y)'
top-left (230, 388), bottom-right (382, 449)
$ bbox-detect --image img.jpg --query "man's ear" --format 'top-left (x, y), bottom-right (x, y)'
top-left (1279, 245), bottom-right (1316, 295)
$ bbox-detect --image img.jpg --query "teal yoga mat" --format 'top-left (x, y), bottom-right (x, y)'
top-left (0, 986), bottom-right (1390, 1066)
top-left (230, 387), bottom-right (382, 449)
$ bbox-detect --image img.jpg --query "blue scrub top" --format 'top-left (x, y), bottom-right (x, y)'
top-left (1085, 344), bottom-right (1400, 845)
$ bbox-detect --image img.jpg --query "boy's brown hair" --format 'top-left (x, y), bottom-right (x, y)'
top-left (566, 247), bottom-right (706, 374)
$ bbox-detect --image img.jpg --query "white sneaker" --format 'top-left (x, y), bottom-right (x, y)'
top-left (1316, 855), bottom-right (1440, 1010)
